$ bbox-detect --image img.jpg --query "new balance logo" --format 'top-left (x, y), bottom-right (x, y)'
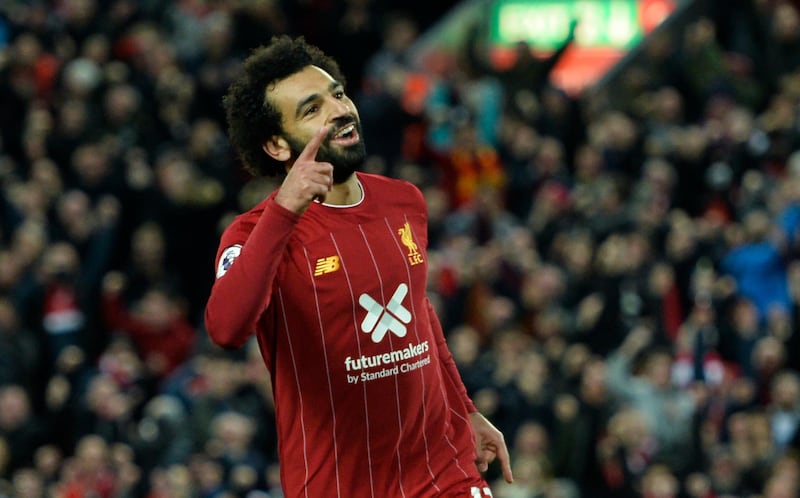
top-left (314, 255), bottom-right (340, 276)
top-left (358, 283), bottom-right (411, 343)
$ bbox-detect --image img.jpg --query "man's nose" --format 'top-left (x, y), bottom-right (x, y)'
top-left (327, 96), bottom-right (350, 117)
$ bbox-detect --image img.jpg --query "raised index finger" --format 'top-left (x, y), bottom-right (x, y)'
top-left (297, 125), bottom-right (329, 162)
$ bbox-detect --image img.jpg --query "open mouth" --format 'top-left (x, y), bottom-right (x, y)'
top-left (330, 122), bottom-right (360, 146)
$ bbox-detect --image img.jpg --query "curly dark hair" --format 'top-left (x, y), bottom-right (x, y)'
top-left (223, 35), bottom-right (347, 177)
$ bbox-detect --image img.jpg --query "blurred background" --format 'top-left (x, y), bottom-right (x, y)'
top-left (1, 0), bottom-right (800, 497)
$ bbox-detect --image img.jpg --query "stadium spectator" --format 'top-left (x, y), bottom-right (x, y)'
top-left (1, 0), bottom-right (800, 495)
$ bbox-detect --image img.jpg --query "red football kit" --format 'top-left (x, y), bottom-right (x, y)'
top-left (205, 173), bottom-right (492, 498)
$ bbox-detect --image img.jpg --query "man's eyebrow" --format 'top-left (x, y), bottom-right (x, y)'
top-left (295, 81), bottom-right (343, 119)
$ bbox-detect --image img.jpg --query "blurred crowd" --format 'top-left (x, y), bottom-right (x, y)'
top-left (1, 0), bottom-right (800, 497)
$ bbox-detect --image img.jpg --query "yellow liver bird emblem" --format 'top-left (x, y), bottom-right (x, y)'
top-left (398, 222), bottom-right (423, 265)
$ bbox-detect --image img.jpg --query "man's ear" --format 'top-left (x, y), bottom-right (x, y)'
top-left (262, 136), bottom-right (291, 162)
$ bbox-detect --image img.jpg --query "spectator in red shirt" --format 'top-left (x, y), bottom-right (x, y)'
top-left (101, 271), bottom-right (196, 381)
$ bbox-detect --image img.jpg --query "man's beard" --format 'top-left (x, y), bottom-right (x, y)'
top-left (286, 120), bottom-right (367, 184)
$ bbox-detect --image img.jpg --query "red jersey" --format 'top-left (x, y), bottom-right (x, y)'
top-left (205, 173), bottom-right (484, 497)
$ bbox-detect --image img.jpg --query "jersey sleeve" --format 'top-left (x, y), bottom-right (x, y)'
top-left (204, 199), bottom-right (300, 349)
top-left (414, 179), bottom-right (475, 412)
top-left (426, 298), bottom-right (478, 414)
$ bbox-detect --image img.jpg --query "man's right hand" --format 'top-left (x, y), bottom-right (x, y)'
top-left (274, 126), bottom-right (333, 214)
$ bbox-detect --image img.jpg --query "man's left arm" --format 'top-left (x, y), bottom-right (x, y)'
top-left (425, 299), bottom-right (514, 483)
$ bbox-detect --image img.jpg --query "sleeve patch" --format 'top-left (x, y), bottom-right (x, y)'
top-left (216, 245), bottom-right (242, 278)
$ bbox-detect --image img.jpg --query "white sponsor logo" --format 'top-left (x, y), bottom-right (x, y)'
top-left (344, 341), bottom-right (429, 371)
top-left (216, 245), bottom-right (242, 278)
top-left (344, 341), bottom-right (431, 384)
top-left (358, 283), bottom-right (411, 343)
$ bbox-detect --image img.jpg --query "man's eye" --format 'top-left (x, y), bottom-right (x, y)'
top-left (334, 91), bottom-right (345, 99)
top-left (304, 105), bottom-right (319, 116)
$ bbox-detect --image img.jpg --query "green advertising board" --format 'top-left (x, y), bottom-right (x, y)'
top-left (490, 0), bottom-right (647, 50)
top-left (407, 0), bottom-right (679, 95)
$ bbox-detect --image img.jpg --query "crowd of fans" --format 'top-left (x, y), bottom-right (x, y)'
top-left (1, 0), bottom-right (800, 497)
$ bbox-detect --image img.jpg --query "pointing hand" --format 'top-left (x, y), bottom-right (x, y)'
top-left (275, 126), bottom-right (333, 214)
top-left (470, 412), bottom-right (513, 483)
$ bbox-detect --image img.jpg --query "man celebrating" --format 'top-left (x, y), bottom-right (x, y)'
top-left (204, 35), bottom-right (512, 497)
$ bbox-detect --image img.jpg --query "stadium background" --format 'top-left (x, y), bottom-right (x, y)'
top-left (1, 0), bottom-right (800, 496)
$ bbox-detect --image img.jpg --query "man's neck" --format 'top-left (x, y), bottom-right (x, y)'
top-left (324, 174), bottom-right (362, 206)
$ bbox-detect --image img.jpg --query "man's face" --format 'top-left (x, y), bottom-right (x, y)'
top-left (268, 65), bottom-right (366, 183)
